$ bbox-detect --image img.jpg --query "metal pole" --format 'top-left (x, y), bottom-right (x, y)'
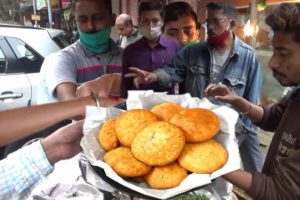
top-left (249, 0), bottom-right (257, 48)
top-left (32, 0), bottom-right (38, 26)
top-left (47, 0), bottom-right (53, 28)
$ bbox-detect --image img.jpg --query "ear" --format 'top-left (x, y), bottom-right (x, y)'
top-left (110, 13), bottom-right (116, 27)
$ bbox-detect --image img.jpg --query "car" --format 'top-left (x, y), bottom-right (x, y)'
top-left (0, 24), bottom-right (69, 111)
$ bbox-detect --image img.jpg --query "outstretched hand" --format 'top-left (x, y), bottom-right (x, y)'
top-left (204, 83), bottom-right (238, 103)
top-left (76, 74), bottom-right (121, 98)
top-left (124, 67), bottom-right (157, 88)
top-left (41, 121), bottom-right (84, 165)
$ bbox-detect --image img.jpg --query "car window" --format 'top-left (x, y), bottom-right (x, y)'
top-left (6, 37), bottom-right (43, 73)
top-left (0, 48), bottom-right (6, 73)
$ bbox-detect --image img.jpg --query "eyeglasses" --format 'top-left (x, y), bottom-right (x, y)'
top-left (203, 18), bottom-right (232, 27)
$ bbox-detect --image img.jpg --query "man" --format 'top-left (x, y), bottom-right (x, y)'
top-left (0, 95), bottom-right (124, 199)
top-left (205, 3), bottom-right (300, 199)
top-left (38, 0), bottom-right (122, 104)
top-left (120, 1), bottom-right (179, 98)
top-left (127, 2), bottom-right (263, 173)
top-left (115, 13), bottom-right (142, 48)
top-left (162, 1), bottom-right (200, 47)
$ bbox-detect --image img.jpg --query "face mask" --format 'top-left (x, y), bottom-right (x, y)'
top-left (208, 24), bottom-right (230, 46)
top-left (180, 41), bottom-right (199, 48)
top-left (139, 25), bottom-right (162, 40)
top-left (79, 27), bottom-right (111, 54)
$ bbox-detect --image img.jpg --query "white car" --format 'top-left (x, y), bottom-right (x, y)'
top-left (0, 24), bottom-right (68, 111)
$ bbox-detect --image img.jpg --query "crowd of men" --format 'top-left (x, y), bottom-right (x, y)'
top-left (0, 1), bottom-right (300, 200)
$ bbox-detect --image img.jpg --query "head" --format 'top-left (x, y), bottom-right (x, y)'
top-left (138, 2), bottom-right (163, 41)
top-left (205, 2), bottom-right (236, 46)
top-left (72, 0), bottom-right (114, 54)
top-left (73, 0), bottom-right (114, 33)
top-left (116, 14), bottom-right (135, 37)
top-left (266, 3), bottom-right (300, 87)
top-left (162, 1), bottom-right (200, 45)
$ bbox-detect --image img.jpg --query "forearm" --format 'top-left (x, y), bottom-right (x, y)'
top-left (231, 95), bottom-right (264, 123)
top-left (223, 169), bottom-right (253, 191)
top-left (0, 97), bottom-right (94, 146)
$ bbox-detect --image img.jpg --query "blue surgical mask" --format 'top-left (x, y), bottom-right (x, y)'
top-left (79, 27), bottom-right (111, 54)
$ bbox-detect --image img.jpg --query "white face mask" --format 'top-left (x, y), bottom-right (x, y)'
top-left (139, 25), bottom-right (162, 40)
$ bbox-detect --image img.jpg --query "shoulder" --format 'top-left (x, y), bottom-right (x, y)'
top-left (234, 36), bottom-right (255, 54)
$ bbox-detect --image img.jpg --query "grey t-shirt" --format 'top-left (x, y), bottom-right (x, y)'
top-left (211, 49), bottom-right (230, 84)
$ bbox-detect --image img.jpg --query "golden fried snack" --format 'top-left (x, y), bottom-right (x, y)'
top-left (131, 121), bottom-right (185, 166)
top-left (115, 109), bottom-right (158, 147)
top-left (104, 147), bottom-right (152, 177)
top-left (178, 139), bottom-right (228, 174)
top-left (170, 108), bottom-right (220, 142)
top-left (144, 162), bottom-right (187, 189)
top-left (151, 102), bottom-right (185, 121)
top-left (98, 119), bottom-right (119, 151)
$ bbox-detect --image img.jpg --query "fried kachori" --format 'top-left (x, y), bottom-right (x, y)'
top-left (98, 119), bottom-right (119, 151)
top-left (131, 121), bottom-right (185, 166)
top-left (104, 147), bottom-right (152, 177)
top-left (178, 139), bottom-right (228, 173)
top-left (144, 162), bottom-right (187, 189)
top-left (170, 108), bottom-right (220, 142)
top-left (151, 102), bottom-right (185, 121)
top-left (115, 109), bottom-right (158, 147)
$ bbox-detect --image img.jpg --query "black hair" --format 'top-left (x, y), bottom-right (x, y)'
top-left (206, 2), bottom-right (236, 19)
top-left (138, 2), bottom-right (163, 17)
top-left (72, 0), bottom-right (112, 14)
top-left (162, 1), bottom-right (200, 30)
top-left (266, 3), bottom-right (300, 43)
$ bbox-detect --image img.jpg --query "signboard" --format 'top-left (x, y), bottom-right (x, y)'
top-left (31, 14), bottom-right (41, 21)
top-left (36, 0), bottom-right (61, 10)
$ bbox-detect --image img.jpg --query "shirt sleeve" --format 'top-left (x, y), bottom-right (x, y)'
top-left (43, 51), bottom-right (77, 98)
top-left (248, 148), bottom-right (300, 200)
top-left (0, 141), bottom-right (54, 199)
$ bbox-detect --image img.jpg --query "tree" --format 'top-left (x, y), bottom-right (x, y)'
top-left (0, 0), bottom-right (31, 22)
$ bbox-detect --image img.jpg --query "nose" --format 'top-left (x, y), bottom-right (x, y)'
top-left (269, 53), bottom-right (280, 70)
top-left (179, 31), bottom-right (188, 44)
top-left (86, 19), bottom-right (95, 32)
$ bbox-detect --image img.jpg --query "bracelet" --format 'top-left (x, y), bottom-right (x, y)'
top-left (92, 95), bottom-right (101, 107)
top-left (240, 103), bottom-right (252, 115)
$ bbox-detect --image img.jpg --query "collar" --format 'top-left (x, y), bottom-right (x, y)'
top-left (135, 35), bottom-right (168, 49)
top-left (79, 38), bottom-right (121, 58)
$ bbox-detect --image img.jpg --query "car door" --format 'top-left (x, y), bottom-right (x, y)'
top-left (0, 36), bottom-right (43, 111)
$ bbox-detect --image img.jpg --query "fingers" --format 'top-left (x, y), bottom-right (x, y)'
top-left (133, 77), bottom-right (140, 88)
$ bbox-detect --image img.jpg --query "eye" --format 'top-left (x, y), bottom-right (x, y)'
top-left (76, 16), bottom-right (88, 23)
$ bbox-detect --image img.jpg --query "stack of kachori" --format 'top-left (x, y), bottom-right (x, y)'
top-left (97, 103), bottom-right (228, 189)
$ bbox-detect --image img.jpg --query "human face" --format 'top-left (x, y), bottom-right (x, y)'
top-left (116, 22), bottom-right (132, 37)
top-left (205, 9), bottom-right (232, 38)
top-left (269, 32), bottom-right (300, 86)
top-left (164, 15), bottom-right (200, 44)
top-left (75, 0), bottom-right (113, 33)
top-left (139, 10), bottom-right (162, 28)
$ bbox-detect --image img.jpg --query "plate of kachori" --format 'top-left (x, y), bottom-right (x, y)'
top-left (81, 91), bottom-right (240, 199)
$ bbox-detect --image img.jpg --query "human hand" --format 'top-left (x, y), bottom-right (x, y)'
top-left (76, 74), bottom-right (121, 98)
top-left (41, 121), bottom-right (84, 165)
top-left (124, 67), bottom-right (157, 88)
top-left (204, 83), bottom-right (238, 104)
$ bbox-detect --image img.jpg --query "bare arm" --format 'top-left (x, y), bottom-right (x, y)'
top-left (223, 169), bottom-right (253, 191)
top-left (204, 83), bottom-right (264, 123)
top-left (56, 82), bottom-right (77, 101)
top-left (0, 96), bottom-right (125, 146)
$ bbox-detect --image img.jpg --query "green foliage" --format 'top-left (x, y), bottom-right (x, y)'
top-left (168, 194), bottom-right (210, 200)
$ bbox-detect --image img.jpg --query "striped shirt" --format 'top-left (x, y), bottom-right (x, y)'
top-left (38, 39), bottom-right (123, 104)
top-left (0, 141), bottom-right (53, 199)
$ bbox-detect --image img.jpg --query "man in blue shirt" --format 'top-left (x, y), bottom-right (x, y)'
top-left (127, 0), bottom-right (263, 180)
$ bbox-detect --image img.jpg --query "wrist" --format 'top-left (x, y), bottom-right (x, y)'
top-left (41, 138), bottom-right (60, 165)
